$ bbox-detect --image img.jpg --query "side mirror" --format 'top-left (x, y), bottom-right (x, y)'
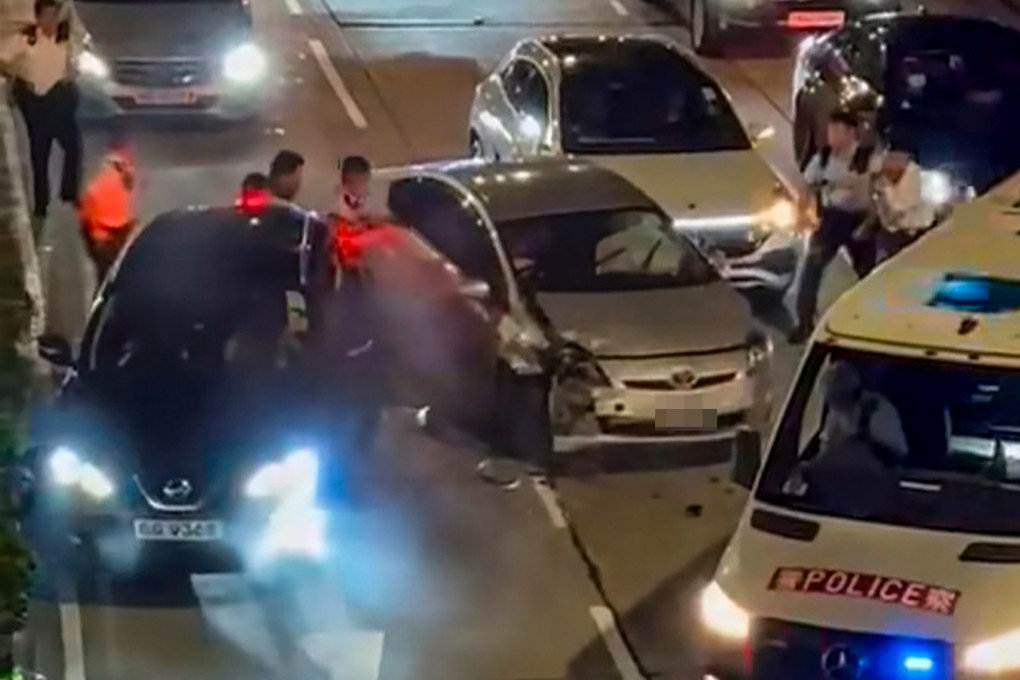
top-left (459, 278), bottom-right (491, 301)
top-left (748, 123), bottom-right (775, 146)
top-left (731, 427), bottom-right (762, 490)
top-left (37, 334), bottom-right (74, 368)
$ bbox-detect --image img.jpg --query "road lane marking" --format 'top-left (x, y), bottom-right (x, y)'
top-left (282, 0), bottom-right (303, 14)
top-left (59, 600), bottom-right (87, 680)
top-left (607, 0), bottom-right (629, 16)
top-left (589, 606), bottom-right (643, 680)
top-left (307, 39), bottom-right (368, 129)
top-left (531, 477), bottom-right (567, 529)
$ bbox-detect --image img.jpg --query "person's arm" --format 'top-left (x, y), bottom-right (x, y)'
top-left (885, 164), bottom-right (923, 217)
top-left (801, 153), bottom-right (824, 187)
top-left (0, 35), bottom-right (27, 76)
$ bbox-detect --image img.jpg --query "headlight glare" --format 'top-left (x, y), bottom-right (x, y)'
top-left (920, 170), bottom-right (953, 205)
top-left (223, 42), bottom-right (267, 84)
top-left (77, 50), bottom-right (109, 79)
top-left (756, 197), bottom-right (798, 232)
top-left (47, 446), bottom-right (114, 500)
top-left (963, 629), bottom-right (1020, 674)
top-left (245, 448), bottom-right (319, 502)
top-left (700, 581), bottom-right (750, 640)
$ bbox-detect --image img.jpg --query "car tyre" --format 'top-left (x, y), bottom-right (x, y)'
top-left (691, 0), bottom-right (727, 57)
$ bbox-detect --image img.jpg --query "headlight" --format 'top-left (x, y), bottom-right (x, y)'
top-left (244, 448), bottom-right (318, 502)
top-left (963, 629), bottom-right (1020, 674)
top-left (223, 42), bottom-right (267, 84)
top-left (920, 170), bottom-right (954, 205)
top-left (48, 446), bottom-right (115, 500)
top-left (700, 581), bottom-right (751, 640)
top-left (77, 50), bottom-right (109, 79)
top-left (755, 196), bottom-right (798, 233)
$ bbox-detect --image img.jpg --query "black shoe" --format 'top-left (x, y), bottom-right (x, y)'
top-left (787, 324), bottom-right (812, 345)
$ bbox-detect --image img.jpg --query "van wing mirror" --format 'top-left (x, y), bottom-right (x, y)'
top-left (731, 427), bottom-right (762, 490)
top-left (37, 334), bottom-right (74, 368)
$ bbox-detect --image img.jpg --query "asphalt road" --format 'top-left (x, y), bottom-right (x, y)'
top-left (19, 0), bottom-right (1020, 678)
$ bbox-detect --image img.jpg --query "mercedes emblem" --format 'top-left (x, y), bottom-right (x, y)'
top-left (670, 368), bottom-right (697, 389)
top-left (821, 645), bottom-right (863, 680)
top-left (163, 478), bottom-right (192, 500)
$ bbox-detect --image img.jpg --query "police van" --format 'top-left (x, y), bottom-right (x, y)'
top-left (700, 172), bottom-right (1020, 680)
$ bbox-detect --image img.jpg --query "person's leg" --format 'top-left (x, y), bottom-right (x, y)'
top-left (844, 214), bottom-right (876, 278)
top-left (21, 93), bottom-right (54, 218)
top-left (792, 219), bottom-right (841, 340)
top-left (54, 83), bottom-right (83, 204)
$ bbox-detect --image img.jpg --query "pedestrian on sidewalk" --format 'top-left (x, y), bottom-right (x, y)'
top-left (0, 0), bottom-right (83, 226)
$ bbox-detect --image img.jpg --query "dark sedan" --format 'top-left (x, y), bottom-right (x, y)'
top-left (23, 204), bottom-right (369, 581)
top-left (689, 0), bottom-right (901, 56)
top-left (793, 14), bottom-right (1020, 203)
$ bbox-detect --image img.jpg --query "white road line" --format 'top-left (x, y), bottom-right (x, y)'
top-left (589, 606), bottom-right (643, 680)
top-left (530, 477), bottom-right (568, 529)
top-left (59, 601), bottom-right (87, 680)
top-left (607, 0), bottom-right (629, 15)
top-left (307, 39), bottom-right (368, 129)
top-left (282, 0), bottom-right (303, 15)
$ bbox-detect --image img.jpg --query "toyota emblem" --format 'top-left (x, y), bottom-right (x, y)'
top-left (821, 645), bottom-right (863, 680)
top-left (670, 368), bottom-right (697, 389)
top-left (163, 478), bottom-right (192, 500)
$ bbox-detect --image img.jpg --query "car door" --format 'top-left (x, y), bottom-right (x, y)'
top-left (497, 58), bottom-right (552, 159)
top-left (374, 177), bottom-right (506, 428)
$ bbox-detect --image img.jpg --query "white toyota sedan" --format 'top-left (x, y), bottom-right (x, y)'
top-left (468, 34), bottom-right (801, 301)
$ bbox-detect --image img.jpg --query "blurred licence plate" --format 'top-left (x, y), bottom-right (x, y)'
top-left (134, 89), bottom-right (194, 106)
top-left (134, 519), bottom-right (223, 542)
top-left (655, 409), bottom-right (717, 430)
top-left (787, 11), bottom-right (845, 28)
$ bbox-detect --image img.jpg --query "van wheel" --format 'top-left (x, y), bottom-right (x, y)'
top-left (469, 131), bottom-right (485, 159)
top-left (691, 0), bottom-right (727, 57)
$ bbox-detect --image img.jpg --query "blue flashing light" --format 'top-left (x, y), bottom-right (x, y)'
top-left (903, 655), bottom-right (934, 673)
top-left (927, 273), bottom-right (1020, 313)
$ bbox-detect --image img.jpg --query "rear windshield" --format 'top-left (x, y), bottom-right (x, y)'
top-left (558, 46), bottom-right (750, 155)
top-left (757, 344), bottom-right (1020, 536)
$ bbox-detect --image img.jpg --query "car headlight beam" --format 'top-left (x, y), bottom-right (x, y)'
top-left (964, 628), bottom-right (1020, 674)
top-left (77, 50), bottom-right (109, 79)
top-left (223, 42), bottom-right (267, 84)
top-left (245, 448), bottom-right (319, 502)
top-left (756, 196), bottom-right (798, 232)
top-left (47, 446), bottom-right (115, 500)
top-left (700, 581), bottom-right (751, 640)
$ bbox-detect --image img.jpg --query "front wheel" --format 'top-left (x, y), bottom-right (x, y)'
top-left (691, 0), bottom-right (727, 57)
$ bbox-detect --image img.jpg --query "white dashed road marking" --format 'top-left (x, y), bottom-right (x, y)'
top-left (589, 606), bottom-right (644, 680)
top-left (531, 477), bottom-right (568, 529)
top-left (608, 0), bottom-right (629, 15)
top-left (307, 39), bottom-right (368, 129)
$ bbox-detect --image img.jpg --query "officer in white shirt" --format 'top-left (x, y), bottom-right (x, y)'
top-left (0, 0), bottom-right (82, 221)
top-left (789, 110), bottom-right (878, 344)
top-left (873, 148), bottom-right (933, 263)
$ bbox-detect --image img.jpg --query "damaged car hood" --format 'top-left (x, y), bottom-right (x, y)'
top-left (536, 281), bottom-right (751, 356)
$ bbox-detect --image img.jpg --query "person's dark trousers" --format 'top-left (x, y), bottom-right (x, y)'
top-left (15, 80), bottom-right (83, 218)
top-left (877, 228), bottom-right (920, 264)
top-left (793, 208), bottom-right (874, 335)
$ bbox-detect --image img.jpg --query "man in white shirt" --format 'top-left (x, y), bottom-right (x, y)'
top-left (0, 0), bottom-right (82, 221)
top-left (873, 149), bottom-right (933, 263)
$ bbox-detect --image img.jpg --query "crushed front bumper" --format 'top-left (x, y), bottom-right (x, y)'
top-left (720, 231), bottom-right (800, 292)
top-left (78, 77), bottom-right (264, 122)
top-left (716, 0), bottom-right (901, 30)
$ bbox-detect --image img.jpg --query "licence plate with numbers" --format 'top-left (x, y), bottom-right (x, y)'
top-left (134, 519), bottom-right (223, 542)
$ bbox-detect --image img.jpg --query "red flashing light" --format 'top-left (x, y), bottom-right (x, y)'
top-left (236, 189), bottom-right (270, 214)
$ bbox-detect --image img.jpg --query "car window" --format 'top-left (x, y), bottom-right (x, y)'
top-left (388, 178), bottom-right (509, 306)
top-left (498, 209), bottom-right (717, 292)
top-left (757, 344), bottom-right (1020, 536)
top-left (502, 59), bottom-right (549, 125)
top-left (558, 47), bottom-right (750, 154)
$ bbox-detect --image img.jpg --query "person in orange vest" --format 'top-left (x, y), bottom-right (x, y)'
top-left (78, 130), bottom-right (136, 282)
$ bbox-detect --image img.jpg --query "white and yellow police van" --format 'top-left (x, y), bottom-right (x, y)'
top-left (699, 172), bottom-right (1020, 680)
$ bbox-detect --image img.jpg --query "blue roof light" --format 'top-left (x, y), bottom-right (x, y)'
top-left (928, 273), bottom-right (1020, 313)
top-left (903, 655), bottom-right (934, 673)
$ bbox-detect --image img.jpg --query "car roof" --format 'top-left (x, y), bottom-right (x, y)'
top-left (398, 157), bottom-right (661, 224)
top-left (856, 12), bottom-right (1018, 47)
top-left (534, 33), bottom-right (709, 76)
top-left (821, 171), bottom-right (1020, 367)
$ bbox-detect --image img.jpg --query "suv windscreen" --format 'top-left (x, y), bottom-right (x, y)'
top-left (498, 209), bottom-right (717, 292)
top-left (559, 46), bottom-right (750, 154)
top-left (756, 344), bottom-right (1020, 536)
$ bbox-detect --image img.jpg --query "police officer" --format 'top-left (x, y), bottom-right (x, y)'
top-left (1, 0), bottom-right (83, 224)
top-left (789, 110), bottom-right (878, 344)
top-left (78, 129), bottom-right (135, 282)
top-left (872, 148), bottom-right (933, 263)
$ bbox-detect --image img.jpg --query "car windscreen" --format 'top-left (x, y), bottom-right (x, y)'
top-left (559, 48), bottom-right (750, 155)
top-left (883, 23), bottom-right (1020, 191)
top-left (498, 209), bottom-right (717, 292)
top-left (756, 344), bottom-right (1020, 536)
